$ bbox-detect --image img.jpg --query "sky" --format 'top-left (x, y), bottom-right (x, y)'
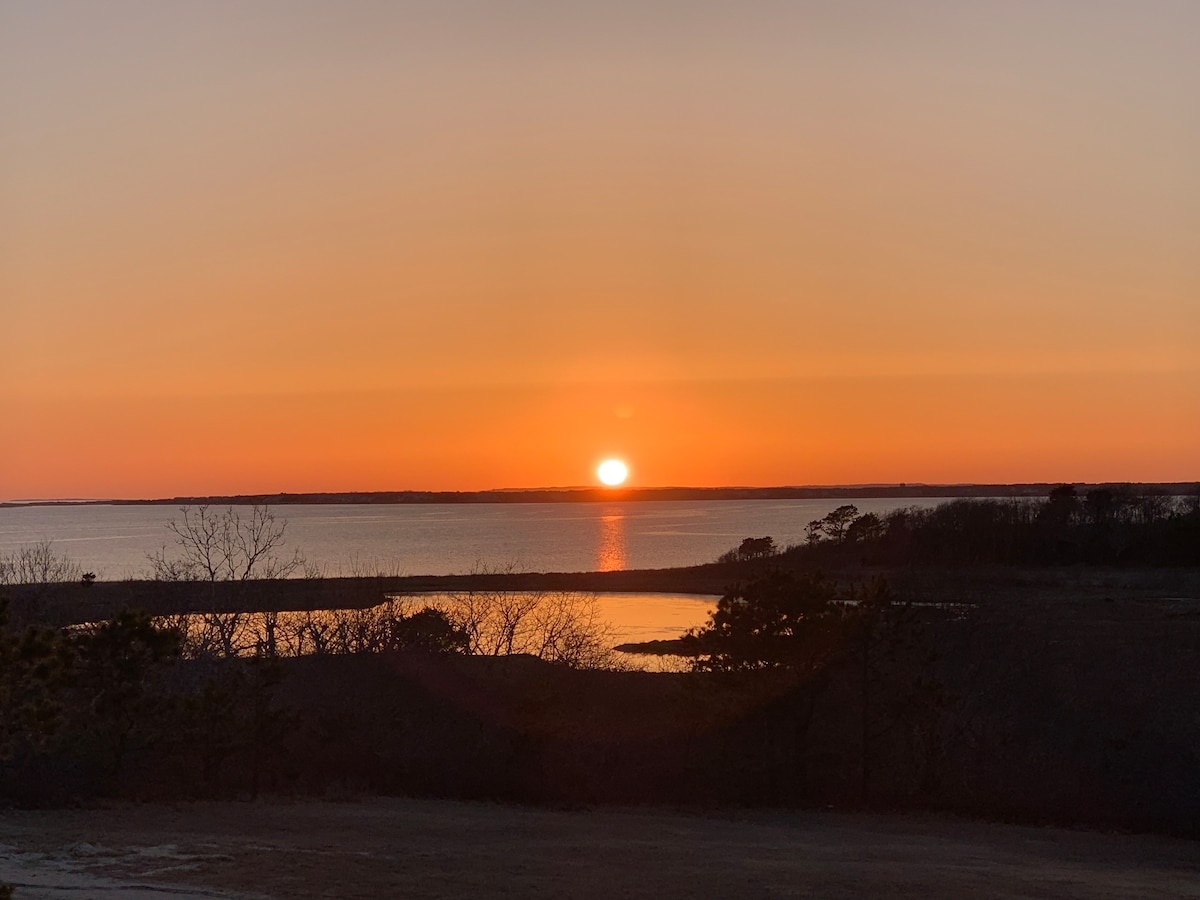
top-left (2, 0), bottom-right (1198, 499)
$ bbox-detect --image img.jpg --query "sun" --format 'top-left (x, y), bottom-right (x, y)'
top-left (597, 459), bottom-right (628, 486)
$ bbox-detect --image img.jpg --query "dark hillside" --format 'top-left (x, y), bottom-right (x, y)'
top-left (4, 591), bottom-right (1199, 834)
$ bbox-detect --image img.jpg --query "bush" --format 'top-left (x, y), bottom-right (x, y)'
top-left (0, 540), bottom-right (81, 585)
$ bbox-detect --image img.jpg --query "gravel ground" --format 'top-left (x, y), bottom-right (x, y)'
top-left (1, 798), bottom-right (1198, 899)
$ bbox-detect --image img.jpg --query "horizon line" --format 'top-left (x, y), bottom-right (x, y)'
top-left (4, 480), bottom-right (1198, 507)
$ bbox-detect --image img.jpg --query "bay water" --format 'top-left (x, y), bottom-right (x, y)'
top-left (0, 498), bottom-right (955, 580)
top-left (1, 498), bottom-right (958, 664)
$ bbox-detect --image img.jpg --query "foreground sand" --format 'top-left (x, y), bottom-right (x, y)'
top-left (1, 798), bottom-right (1197, 899)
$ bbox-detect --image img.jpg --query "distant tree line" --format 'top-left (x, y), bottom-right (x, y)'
top-left (718, 488), bottom-right (1200, 568)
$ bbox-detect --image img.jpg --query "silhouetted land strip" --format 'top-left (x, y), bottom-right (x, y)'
top-left (5, 481), bottom-right (1198, 507)
top-left (4, 493), bottom-right (1200, 837)
top-left (8, 567), bottom-right (728, 627)
top-left (8, 562), bottom-right (1200, 628)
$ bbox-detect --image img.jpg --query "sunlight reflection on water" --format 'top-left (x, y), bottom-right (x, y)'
top-left (596, 510), bottom-right (626, 572)
top-left (150, 593), bottom-right (716, 671)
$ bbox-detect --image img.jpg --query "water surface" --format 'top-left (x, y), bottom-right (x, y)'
top-left (0, 498), bottom-right (956, 579)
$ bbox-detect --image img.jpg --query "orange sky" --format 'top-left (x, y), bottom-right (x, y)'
top-left (2, 2), bottom-right (1198, 499)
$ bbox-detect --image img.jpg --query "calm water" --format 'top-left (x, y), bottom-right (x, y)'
top-left (156, 593), bottom-right (719, 663)
top-left (0, 498), bottom-right (956, 580)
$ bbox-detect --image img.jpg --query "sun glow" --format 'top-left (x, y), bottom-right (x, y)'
top-left (597, 459), bottom-right (628, 486)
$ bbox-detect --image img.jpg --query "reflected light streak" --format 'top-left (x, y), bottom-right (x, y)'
top-left (596, 509), bottom-right (627, 572)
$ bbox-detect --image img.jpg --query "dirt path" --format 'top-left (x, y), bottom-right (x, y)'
top-left (1, 798), bottom-right (1197, 899)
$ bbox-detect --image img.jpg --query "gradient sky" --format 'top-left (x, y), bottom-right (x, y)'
top-left (3, 0), bottom-right (1198, 499)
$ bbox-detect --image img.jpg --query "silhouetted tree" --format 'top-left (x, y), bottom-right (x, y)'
top-left (822, 505), bottom-right (859, 542)
top-left (1039, 485), bottom-right (1080, 528)
top-left (149, 505), bottom-right (304, 585)
top-left (388, 607), bottom-right (469, 654)
top-left (1083, 488), bottom-right (1121, 526)
top-left (845, 513), bottom-right (884, 544)
top-left (685, 572), bottom-right (850, 673)
top-left (805, 520), bottom-right (826, 544)
top-left (685, 572), bottom-right (943, 803)
top-left (717, 536), bottom-right (779, 563)
top-left (0, 598), bottom-right (66, 766)
top-left (0, 540), bottom-right (82, 585)
top-left (148, 505), bottom-right (305, 657)
top-left (439, 589), bottom-right (618, 668)
top-left (66, 611), bottom-right (181, 780)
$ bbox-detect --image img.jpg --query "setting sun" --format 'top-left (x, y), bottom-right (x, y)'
top-left (597, 459), bottom-right (629, 486)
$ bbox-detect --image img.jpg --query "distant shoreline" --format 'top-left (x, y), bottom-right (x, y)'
top-left (3, 482), bottom-right (1196, 508)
